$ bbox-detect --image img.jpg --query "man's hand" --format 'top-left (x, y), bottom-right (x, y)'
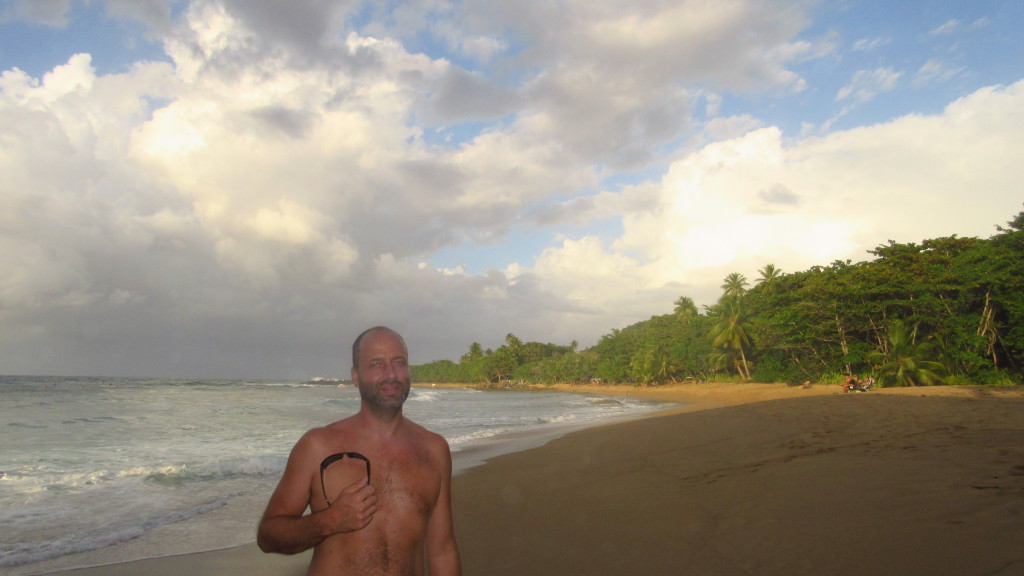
top-left (257, 473), bottom-right (377, 554)
top-left (327, 476), bottom-right (378, 533)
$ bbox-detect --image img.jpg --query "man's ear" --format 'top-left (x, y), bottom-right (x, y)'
top-left (350, 366), bottom-right (359, 387)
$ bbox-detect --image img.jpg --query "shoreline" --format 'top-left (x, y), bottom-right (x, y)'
top-left (422, 378), bottom-right (1024, 405)
top-left (27, 382), bottom-right (1024, 576)
top-left (19, 383), bottom-right (670, 576)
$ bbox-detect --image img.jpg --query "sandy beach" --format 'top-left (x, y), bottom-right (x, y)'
top-left (42, 382), bottom-right (1024, 576)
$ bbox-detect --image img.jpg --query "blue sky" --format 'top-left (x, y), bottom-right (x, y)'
top-left (1, 0), bottom-right (1022, 378)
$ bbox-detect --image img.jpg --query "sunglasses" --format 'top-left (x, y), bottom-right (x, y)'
top-left (319, 452), bottom-right (371, 506)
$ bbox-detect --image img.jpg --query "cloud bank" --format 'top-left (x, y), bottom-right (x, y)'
top-left (1, 0), bottom-right (1020, 378)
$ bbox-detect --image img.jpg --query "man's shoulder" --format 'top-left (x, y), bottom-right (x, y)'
top-left (401, 419), bottom-right (452, 459)
top-left (296, 417), bottom-right (360, 448)
top-left (402, 417), bottom-right (444, 440)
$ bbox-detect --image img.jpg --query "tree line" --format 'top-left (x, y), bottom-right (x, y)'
top-left (412, 209), bottom-right (1024, 387)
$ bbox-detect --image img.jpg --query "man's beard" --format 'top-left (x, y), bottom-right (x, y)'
top-left (358, 379), bottom-right (410, 417)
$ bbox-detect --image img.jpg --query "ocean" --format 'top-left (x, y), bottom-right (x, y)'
top-left (0, 376), bottom-right (671, 574)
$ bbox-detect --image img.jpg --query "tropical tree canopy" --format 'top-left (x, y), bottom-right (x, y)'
top-left (412, 208), bottom-right (1024, 388)
top-left (866, 321), bottom-right (947, 386)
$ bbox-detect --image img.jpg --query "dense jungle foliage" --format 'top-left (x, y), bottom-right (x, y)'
top-left (412, 210), bottom-right (1024, 387)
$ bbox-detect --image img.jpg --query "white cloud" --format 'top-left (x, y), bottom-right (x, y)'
top-left (525, 80), bottom-right (1024, 315)
top-left (822, 67), bottom-right (905, 131)
top-left (533, 236), bottom-right (642, 305)
top-left (422, 0), bottom-right (816, 171)
top-left (929, 18), bottom-right (961, 36)
top-left (915, 59), bottom-right (964, 86)
top-left (852, 37), bottom-right (889, 52)
top-left (106, 0), bottom-right (176, 34)
top-left (0, 0), bottom-right (72, 26)
top-left (836, 67), bottom-right (903, 104)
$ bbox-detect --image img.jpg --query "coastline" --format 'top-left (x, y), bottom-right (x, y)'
top-left (30, 382), bottom-right (1024, 576)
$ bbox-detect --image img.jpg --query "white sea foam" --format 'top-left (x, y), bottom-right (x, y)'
top-left (447, 426), bottom-right (515, 448)
top-left (408, 390), bottom-right (441, 402)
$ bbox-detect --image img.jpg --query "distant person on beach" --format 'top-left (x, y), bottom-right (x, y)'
top-left (257, 326), bottom-right (461, 576)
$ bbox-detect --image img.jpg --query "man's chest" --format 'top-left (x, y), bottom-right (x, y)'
top-left (373, 450), bottom-right (442, 520)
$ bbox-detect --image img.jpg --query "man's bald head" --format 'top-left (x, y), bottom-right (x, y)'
top-left (352, 326), bottom-right (406, 369)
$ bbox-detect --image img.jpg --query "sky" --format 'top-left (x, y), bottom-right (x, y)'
top-left (1, 0), bottom-right (1022, 379)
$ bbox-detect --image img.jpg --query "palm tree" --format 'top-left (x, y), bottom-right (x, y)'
top-left (709, 295), bottom-right (753, 380)
top-left (721, 272), bottom-right (749, 298)
top-left (504, 333), bottom-right (523, 363)
top-left (866, 321), bottom-right (946, 386)
top-left (757, 264), bottom-right (782, 284)
top-left (673, 296), bottom-right (698, 323)
top-left (629, 346), bottom-right (676, 386)
top-left (629, 347), bottom-right (657, 386)
top-left (461, 342), bottom-right (484, 363)
top-left (653, 346), bottom-right (677, 384)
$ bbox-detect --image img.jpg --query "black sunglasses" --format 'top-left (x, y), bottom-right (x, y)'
top-left (319, 452), bottom-right (371, 506)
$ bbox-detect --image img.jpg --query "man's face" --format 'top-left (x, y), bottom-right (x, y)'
top-left (351, 329), bottom-right (411, 415)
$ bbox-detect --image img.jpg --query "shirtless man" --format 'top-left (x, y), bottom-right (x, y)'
top-left (257, 327), bottom-right (461, 576)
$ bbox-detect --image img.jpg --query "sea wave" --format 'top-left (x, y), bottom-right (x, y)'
top-left (3, 467), bottom-right (126, 495)
top-left (5, 456), bottom-right (287, 497)
top-left (447, 427), bottom-right (514, 448)
top-left (60, 415), bottom-right (130, 425)
top-left (0, 498), bottom-right (228, 568)
top-left (409, 390), bottom-right (441, 402)
top-left (540, 412), bottom-right (581, 424)
top-left (138, 456), bottom-right (286, 485)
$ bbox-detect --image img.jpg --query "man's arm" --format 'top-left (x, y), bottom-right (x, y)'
top-left (425, 439), bottom-right (461, 576)
top-left (257, 431), bottom-right (377, 555)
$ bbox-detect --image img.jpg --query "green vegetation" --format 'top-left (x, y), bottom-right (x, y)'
top-left (412, 209), bottom-right (1024, 388)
